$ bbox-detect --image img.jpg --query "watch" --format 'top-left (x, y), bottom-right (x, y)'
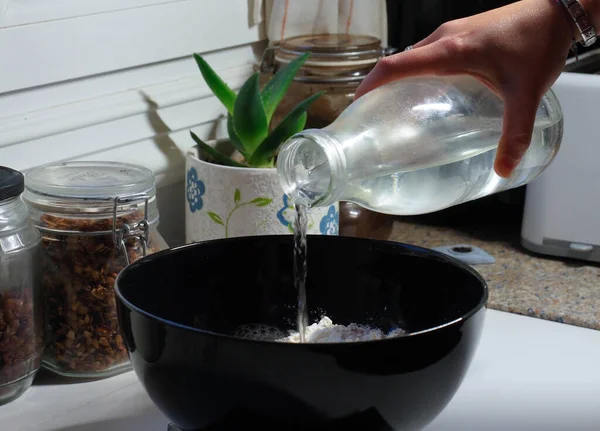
top-left (557, 0), bottom-right (598, 47)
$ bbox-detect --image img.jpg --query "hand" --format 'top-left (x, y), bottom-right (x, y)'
top-left (355, 0), bottom-right (576, 178)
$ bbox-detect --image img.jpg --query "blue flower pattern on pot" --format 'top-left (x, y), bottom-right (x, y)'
top-left (320, 205), bottom-right (339, 236)
top-left (277, 194), bottom-right (338, 234)
top-left (186, 167), bottom-right (205, 213)
top-left (277, 194), bottom-right (294, 233)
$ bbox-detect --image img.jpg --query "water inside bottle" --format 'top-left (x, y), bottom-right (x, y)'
top-left (296, 116), bottom-right (558, 215)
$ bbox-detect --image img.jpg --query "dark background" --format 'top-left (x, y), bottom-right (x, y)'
top-left (385, 0), bottom-right (517, 49)
top-left (385, 0), bottom-right (589, 59)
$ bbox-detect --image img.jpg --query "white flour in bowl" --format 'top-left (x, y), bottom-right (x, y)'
top-left (278, 316), bottom-right (405, 343)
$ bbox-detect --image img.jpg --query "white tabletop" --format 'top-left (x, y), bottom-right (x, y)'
top-left (2, 309), bottom-right (600, 431)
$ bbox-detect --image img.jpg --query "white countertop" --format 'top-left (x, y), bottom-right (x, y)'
top-left (2, 309), bottom-right (600, 431)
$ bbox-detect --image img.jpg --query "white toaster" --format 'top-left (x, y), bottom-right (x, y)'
top-left (521, 51), bottom-right (600, 262)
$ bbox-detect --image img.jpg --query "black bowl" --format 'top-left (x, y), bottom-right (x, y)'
top-left (115, 235), bottom-right (487, 431)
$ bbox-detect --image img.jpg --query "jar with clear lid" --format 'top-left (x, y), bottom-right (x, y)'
top-left (260, 34), bottom-right (396, 240)
top-left (0, 166), bottom-right (43, 405)
top-left (23, 161), bottom-right (168, 378)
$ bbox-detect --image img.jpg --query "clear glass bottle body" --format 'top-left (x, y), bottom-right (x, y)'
top-left (277, 75), bottom-right (563, 215)
top-left (0, 195), bottom-right (43, 405)
top-left (23, 161), bottom-right (168, 378)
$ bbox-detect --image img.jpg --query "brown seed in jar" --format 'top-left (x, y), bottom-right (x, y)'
top-left (0, 288), bottom-right (43, 394)
top-left (40, 212), bottom-right (158, 374)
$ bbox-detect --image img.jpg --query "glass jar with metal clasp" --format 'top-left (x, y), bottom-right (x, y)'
top-left (22, 161), bottom-right (168, 378)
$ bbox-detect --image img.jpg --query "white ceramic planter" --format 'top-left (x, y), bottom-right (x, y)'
top-left (185, 144), bottom-right (339, 243)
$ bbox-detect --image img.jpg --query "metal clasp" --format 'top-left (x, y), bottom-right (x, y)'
top-left (112, 192), bottom-right (150, 266)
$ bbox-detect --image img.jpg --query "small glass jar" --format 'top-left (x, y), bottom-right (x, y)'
top-left (23, 161), bottom-right (168, 378)
top-left (0, 166), bottom-right (43, 405)
top-left (260, 34), bottom-right (396, 240)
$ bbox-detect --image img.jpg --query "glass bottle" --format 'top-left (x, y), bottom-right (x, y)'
top-left (260, 33), bottom-right (395, 240)
top-left (277, 75), bottom-right (563, 215)
top-left (22, 161), bottom-right (168, 378)
top-left (0, 166), bottom-right (43, 405)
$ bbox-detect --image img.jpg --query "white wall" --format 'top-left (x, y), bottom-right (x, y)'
top-left (0, 0), bottom-right (267, 246)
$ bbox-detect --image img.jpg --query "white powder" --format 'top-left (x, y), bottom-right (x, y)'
top-left (278, 316), bottom-right (405, 343)
top-left (234, 323), bottom-right (286, 341)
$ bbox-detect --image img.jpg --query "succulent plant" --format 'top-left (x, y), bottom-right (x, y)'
top-left (190, 52), bottom-right (323, 168)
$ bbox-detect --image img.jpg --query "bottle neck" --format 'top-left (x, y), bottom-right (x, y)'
top-left (277, 129), bottom-right (347, 208)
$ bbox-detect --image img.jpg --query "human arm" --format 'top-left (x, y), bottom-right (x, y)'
top-left (356, 0), bottom-right (600, 178)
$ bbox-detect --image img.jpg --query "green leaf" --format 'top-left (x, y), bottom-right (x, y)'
top-left (207, 212), bottom-right (224, 226)
top-left (249, 197), bottom-right (272, 207)
top-left (234, 188), bottom-right (241, 204)
top-left (227, 114), bottom-right (249, 159)
top-left (189, 131), bottom-right (246, 168)
top-left (193, 54), bottom-right (236, 116)
top-left (233, 73), bottom-right (269, 155)
top-left (261, 52), bottom-right (310, 122)
top-left (249, 91), bottom-right (324, 167)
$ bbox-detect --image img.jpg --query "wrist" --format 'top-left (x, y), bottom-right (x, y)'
top-left (539, 0), bottom-right (583, 46)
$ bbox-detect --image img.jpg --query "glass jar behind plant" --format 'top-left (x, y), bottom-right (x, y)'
top-left (0, 166), bottom-right (43, 405)
top-left (23, 161), bottom-right (168, 378)
top-left (260, 34), bottom-right (395, 240)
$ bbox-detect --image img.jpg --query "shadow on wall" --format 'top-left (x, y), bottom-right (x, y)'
top-left (157, 181), bottom-right (186, 247)
top-left (140, 92), bottom-right (186, 246)
top-left (139, 92), bottom-right (222, 247)
top-left (140, 92), bottom-right (186, 169)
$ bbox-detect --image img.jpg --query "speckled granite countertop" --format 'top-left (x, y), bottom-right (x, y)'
top-left (388, 194), bottom-right (600, 331)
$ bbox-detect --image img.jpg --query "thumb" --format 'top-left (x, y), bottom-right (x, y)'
top-left (494, 94), bottom-right (539, 178)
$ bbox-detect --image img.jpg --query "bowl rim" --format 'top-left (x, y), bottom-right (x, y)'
top-left (114, 235), bottom-right (489, 346)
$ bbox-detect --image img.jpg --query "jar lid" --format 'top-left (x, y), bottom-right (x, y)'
top-left (24, 161), bottom-right (155, 200)
top-left (272, 33), bottom-right (383, 83)
top-left (0, 166), bottom-right (25, 201)
top-left (278, 34), bottom-right (381, 58)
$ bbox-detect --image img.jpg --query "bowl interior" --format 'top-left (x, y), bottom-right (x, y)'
top-left (117, 235), bottom-right (487, 340)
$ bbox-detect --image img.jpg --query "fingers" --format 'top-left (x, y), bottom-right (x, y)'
top-left (494, 94), bottom-right (539, 178)
top-left (355, 39), bottom-right (470, 99)
top-left (413, 19), bottom-right (463, 49)
top-left (411, 25), bottom-right (445, 49)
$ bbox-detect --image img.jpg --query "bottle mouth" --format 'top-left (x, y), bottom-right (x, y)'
top-left (276, 130), bottom-right (346, 208)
